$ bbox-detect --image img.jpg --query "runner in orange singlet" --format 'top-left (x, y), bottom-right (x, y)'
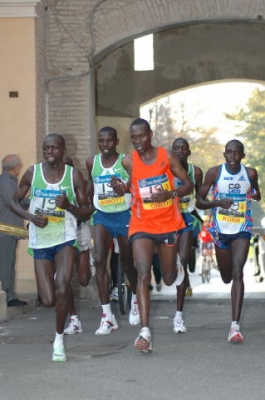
top-left (111, 118), bottom-right (194, 353)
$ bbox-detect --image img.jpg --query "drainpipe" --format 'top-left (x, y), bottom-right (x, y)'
top-left (45, 89), bottom-right (49, 136)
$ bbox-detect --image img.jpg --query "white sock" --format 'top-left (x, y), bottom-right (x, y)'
top-left (102, 303), bottom-right (112, 316)
top-left (175, 311), bottom-right (183, 320)
top-left (131, 293), bottom-right (137, 304)
top-left (140, 326), bottom-right (150, 333)
top-left (70, 315), bottom-right (78, 321)
top-left (55, 332), bottom-right (64, 344)
top-left (231, 321), bottom-right (240, 328)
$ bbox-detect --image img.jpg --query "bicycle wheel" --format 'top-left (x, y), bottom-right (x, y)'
top-left (206, 259), bottom-right (211, 283)
top-left (201, 258), bottom-right (206, 284)
top-left (117, 261), bottom-right (128, 315)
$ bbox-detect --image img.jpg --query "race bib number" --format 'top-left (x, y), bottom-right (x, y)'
top-left (180, 195), bottom-right (192, 212)
top-left (33, 188), bottom-right (65, 223)
top-left (138, 174), bottom-right (172, 210)
top-left (94, 174), bottom-right (125, 208)
top-left (217, 193), bottom-right (246, 224)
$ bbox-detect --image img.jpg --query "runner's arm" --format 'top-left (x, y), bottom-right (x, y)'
top-left (10, 167), bottom-right (48, 228)
top-left (196, 166), bottom-right (233, 210)
top-left (56, 168), bottom-right (91, 222)
top-left (110, 154), bottom-right (132, 195)
top-left (248, 167), bottom-right (261, 201)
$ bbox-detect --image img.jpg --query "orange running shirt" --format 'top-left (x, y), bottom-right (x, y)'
top-left (129, 147), bottom-right (185, 236)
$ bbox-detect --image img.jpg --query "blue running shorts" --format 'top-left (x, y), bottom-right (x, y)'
top-left (32, 240), bottom-right (76, 260)
top-left (91, 209), bottom-right (131, 238)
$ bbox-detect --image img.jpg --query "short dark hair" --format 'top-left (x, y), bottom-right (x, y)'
top-left (98, 126), bottom-right (117, 139)
top-left (225, 139), bottom-right (244, 153)
top-left (130, 118), bottom-right (150, 131)
top-left (45, 133), bottom-right (66, 147)
top-left (172, 138), bottom-right (190, 149)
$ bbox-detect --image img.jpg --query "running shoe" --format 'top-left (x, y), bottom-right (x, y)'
top-left (134, 328), bottom-right (153, 353)
top-left (156, 282), bottom-right (162, 292)
top-left (175, 254), bottom-right (185, 286)
top-left (110, 287), bottom-right (119, 302)
top-left (173, 317), bottom-right (187, 333)
top-left (129, 301), bottom-right (140, 325)
top-left (95, 313), bottom-right (119, 335)
top-left (52, 341), bottom-right (66, 362)
top-left (64, 317), bottom-right (83, 335)
top-left (227, 325), bottom-right (244, 343)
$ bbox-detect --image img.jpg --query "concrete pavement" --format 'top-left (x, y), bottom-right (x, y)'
top-left (1, 261), bottom-right (265, 400)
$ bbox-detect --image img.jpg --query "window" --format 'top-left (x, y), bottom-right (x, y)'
top-left (134, 34), bottom-right (154, 71)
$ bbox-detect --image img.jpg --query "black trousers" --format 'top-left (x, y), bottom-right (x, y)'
top-left (0, 236), bottom-right (18, 302)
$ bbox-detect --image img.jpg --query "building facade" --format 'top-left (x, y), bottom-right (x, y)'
top-left (1, 0), bottom-right (265, 295)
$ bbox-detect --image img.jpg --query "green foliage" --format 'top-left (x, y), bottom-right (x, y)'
top-left (225, 87), bottom-right (265, 203)
top-left (188, 129), bottom-right (224, 176)
top-left (150, 98), bottom-right (224, 176)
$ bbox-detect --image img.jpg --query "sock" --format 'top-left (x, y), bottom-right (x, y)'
top-left (102, 303), bottom-right (112, 316)
top-left (55, 332), bottom-right (64, 344)
top-left (140, 326), bottom-right (150, 334)
top-left (175, 311), bottom-right (183, 320)
top-left (231, 321), bottom-right (240, 328)
top-left (131, 293), bottom-right (137, 304)
top-left (70, 314), bottom-right (78, 321)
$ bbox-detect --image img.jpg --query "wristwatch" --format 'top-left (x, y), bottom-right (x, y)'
top-left (172, 190), bottom-right (178, 198)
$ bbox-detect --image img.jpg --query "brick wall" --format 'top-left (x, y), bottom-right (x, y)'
top-left (42, 0), bottom-right (265, 171)
top-left (35, 0), bottom-right (46, 161)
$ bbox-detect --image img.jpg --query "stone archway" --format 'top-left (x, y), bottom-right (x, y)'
top-left (95, 22), bottom-right (265, 122)
top-left (45, 0), bottom-right (265, 164)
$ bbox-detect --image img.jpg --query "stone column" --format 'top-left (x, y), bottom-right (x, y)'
top-left (0, 281), bottom-right (7, 322)
top-left (87, 68), bottom-right (97, 157)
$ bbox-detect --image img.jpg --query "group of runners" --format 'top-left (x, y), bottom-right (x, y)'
top-left (10, 117), bottom-right (261, 361)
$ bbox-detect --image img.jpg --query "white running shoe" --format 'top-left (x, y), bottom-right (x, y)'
top-left (52, 341), bottom-right (66, 362)
top-left (134, 327), bottom-right (153, 353)
top-left (227, 324), bottom-right (244, 343)
top-left (175, 254), bottom-right (185, 286)
top-left (64, 317), bottom-right (83, 335)
top-left (173, 317), bottom-right (187, 333)
top-left (129, 301), bottom-right (140, 325)
top-left (95, 313), bottom-right (119, 335)
top-left (110, 287), bottom-right (119, 302)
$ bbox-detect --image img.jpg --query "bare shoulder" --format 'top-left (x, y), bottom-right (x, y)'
top-left (121, 153), bottom-right (132, 175)
top-left (122, 153), bottom-right (132, 165)
top-left (167, 149), bottom-right (180, 164)
top-left (193, 165), bottom-right (203, 187)
top-left (205, 165), bottom-right (221, 181)
top-left (194, 164), bottom-right (203, 176)
top-left (27, 165), bottom-right (35, 174)
top-left (85, 155), bottom-right (95, 169)
top-left (72, 167), bottom-right (85, 183)
top-left (22, 165), bottom-right (35, 182)
top-left (246, 166), bottom-right (258, 180)
top-left (194, 164), bottom-right (203, 174)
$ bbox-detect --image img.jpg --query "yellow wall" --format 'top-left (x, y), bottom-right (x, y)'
top-left (96, 117), bottom-right (135, 154)
top-left (0, 18), bottom-right (37, 295)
